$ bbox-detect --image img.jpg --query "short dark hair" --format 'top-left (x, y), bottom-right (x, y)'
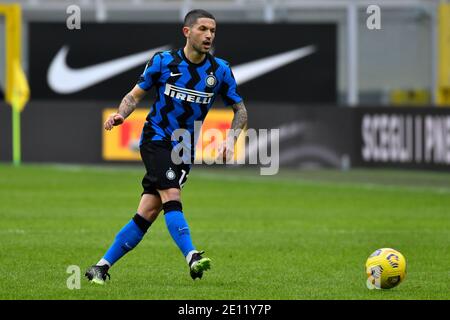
top-left (183, 9), bottom-right (215, 27)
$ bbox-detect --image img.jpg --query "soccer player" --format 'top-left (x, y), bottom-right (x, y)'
top-left (85, 9), bottom-right (247, 284)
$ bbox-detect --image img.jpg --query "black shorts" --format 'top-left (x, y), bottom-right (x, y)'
top-left (140, 141), bottom-right (191, 196)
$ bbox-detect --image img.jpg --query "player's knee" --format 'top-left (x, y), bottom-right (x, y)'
top-left (158, 188), bottom-right (181, 203)
top-left (137, 193), bottom-right (163, 222)
top-left (148, 206), bottom-right (161, 217)
top-left (139, 206), bottom-right (162, 222)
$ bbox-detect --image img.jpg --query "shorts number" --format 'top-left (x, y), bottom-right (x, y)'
top-left (179, 169), bottom-right (188, 188)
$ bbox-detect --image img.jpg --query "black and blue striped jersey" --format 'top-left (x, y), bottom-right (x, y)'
top-left (137, 48), bottom-right (242, 151)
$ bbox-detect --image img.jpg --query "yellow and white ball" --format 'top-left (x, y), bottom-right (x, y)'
top-left (365, 248), bottom-right (406, 289)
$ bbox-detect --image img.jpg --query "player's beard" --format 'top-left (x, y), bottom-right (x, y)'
top-left (192, 41), bottom-right (210, 54)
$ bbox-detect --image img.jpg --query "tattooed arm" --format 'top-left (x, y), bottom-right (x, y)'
top-left (218, 100), bottom-right (248, 161)
top-left (104, 85), bottom-right (147, 130)
top-left (229, 101), bottom-right (248, 141)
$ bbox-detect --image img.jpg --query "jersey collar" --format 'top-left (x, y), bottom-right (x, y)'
top-left (179, 48), bottom-right (209, 67)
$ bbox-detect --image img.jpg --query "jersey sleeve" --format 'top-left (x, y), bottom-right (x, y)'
top-left (137, 53), bottom-right (162, 91)
top-left (219, 63), bottom-right (243, 106)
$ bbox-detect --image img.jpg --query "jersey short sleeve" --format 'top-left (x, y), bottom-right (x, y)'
top-left (220, 63), bottom-right (243, 106)
top-left (137, 53), bottom-right (162, 91)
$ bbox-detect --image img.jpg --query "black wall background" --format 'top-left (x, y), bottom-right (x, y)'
top-left (29, 23), bottom-right (336, 103)
top-left (0, 102), bottom-right (349, 165)
top-left (0, 103), bottom-right (12, 161)
top-left (0, 101), bottom-right (104, 163)
top-left (2, 103), bottom-right (449, 171)
top-left (246, 103), bottom-right (353, 168)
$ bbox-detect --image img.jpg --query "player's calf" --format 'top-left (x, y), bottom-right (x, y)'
top-left (85, 213), bottom-right (153, 284)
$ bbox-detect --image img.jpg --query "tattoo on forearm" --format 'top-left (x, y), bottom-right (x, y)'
top-left (118, 93), bottom-right (137, 119)
top-left (230, 101), bottom-right (248, 129)
top-left (229, 101), bottom-right (248, 141)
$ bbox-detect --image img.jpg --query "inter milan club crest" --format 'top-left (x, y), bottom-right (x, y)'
top-left (166, 168), bottom-right (176, 180)
top-left (205, 74), bottom-right (217, 88)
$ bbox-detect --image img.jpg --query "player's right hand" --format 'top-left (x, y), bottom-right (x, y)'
top-left (104, 113), bottom-right (125, 130)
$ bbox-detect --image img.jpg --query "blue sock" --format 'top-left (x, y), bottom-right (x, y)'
top-left (163, 201), bottom-right (195, 257)
top-left (103, 214), bottom-right (151, 266)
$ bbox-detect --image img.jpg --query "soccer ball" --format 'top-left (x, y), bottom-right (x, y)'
top-left (365, 248), bottom-right (406, 289)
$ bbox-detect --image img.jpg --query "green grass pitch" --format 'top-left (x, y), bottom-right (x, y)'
top-left (0, 164), bottom-right (448, 299)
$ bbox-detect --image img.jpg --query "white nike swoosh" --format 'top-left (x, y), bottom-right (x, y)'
top-left (170, 72), bottom-right (183, 77)
top-left (47, 45), bottom-right (170, 94)
top-left (233, 45), bottom-right (316, 85)
top-left (47, 44), bottom-right (315, 94)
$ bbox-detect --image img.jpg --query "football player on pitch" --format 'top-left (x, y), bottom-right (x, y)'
top-left (85, 9), bottom-right (247, 284)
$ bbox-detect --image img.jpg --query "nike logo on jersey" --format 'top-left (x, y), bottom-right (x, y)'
top-left (47, 45), bottom-right (315, 94)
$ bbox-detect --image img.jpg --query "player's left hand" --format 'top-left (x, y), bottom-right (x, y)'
top-left (216, 139), bottom-right (234, 164)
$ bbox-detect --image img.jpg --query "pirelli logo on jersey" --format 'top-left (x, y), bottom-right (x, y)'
top-left (164, 84), bottom-right (214, 104)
